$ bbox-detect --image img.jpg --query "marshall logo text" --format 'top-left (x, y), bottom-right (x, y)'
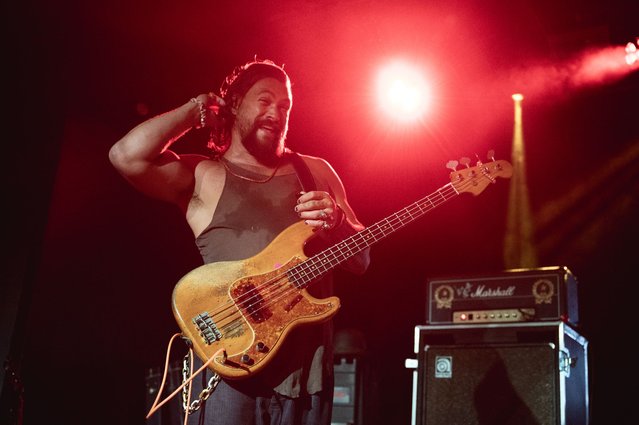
top-left (455, 282), bottom-right (516, 298)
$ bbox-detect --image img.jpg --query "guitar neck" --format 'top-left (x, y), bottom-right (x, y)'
top-left (287, 182), bottom-right (459, 289)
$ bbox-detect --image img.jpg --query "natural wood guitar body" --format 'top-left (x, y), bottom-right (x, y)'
top-left (172, 221), bottom-right (340, 379)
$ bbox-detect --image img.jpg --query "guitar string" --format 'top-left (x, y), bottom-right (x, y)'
top-left (201, 163), bottom-right (506, 336)
top-left (207, 179), bottom-right (469, 334)
top-left (212, 183), bottom-right (463, 338)
top-left (211, 182), bottom-right (463, 333)
top-left (209, 178), bottom-right (470, 334)
top-left (213, 184), bottom-right (462, 337)
top-left (226, 184), bottom-right (459, 320)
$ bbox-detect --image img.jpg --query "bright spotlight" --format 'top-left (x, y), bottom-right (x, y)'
top-left (376, 60), bottom-right (432, 123)
top-left (512, 93), bottom-right (524, 101)
top-left (625, 40), bottom-right (638, 65)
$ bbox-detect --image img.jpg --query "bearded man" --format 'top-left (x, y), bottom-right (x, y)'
top-left (109, 59), bottom-right (370, 425)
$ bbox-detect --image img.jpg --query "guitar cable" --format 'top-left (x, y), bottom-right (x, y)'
top-left (146, 333), bottom-right (224, 423)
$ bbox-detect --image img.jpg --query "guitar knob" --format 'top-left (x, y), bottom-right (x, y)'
top-left (241, 354), bottom-right (251, 364)
top-left (256, 342), bottom-right (268, 352)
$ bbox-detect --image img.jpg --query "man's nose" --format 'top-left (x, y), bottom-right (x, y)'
top-left (264, 105), bottom-right (282, 123)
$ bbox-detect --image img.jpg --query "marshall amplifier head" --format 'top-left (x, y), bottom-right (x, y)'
top-left (427, 265), bottom-right (579, 326)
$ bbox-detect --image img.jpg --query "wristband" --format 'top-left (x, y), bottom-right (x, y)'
top-left (189, 98), bottom-right (207, 129)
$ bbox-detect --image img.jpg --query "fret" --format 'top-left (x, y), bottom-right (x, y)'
top-left (293, 183), bottom-right (471, 290)
top-left (286, 184), bottom-right (463, 290)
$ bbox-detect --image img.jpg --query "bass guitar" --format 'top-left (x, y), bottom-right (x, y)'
top-left (172, 156), bottom-right (512, 379)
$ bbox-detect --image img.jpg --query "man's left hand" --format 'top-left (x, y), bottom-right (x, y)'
top-left (295, 191), bottom-right (343, 230)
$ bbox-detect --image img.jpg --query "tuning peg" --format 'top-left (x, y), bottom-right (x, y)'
top-left (446, 160), bottom-right (459, 171)
top-left (460, 157), bottom-right (471, 168)
top-left (487, 149), bottom-right (496, 162)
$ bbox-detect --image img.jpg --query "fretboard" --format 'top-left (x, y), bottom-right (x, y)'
top-left (286, 182), bottom-right (459, 288)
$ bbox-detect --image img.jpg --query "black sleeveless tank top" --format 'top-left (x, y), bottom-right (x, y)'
top-left (195, 159), bottom-right (333, 397)
top-left (195, 161), bottom-right (301, 263)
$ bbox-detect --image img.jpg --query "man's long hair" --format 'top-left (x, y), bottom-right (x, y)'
top-left (207, 58), bottom-right (291, 156)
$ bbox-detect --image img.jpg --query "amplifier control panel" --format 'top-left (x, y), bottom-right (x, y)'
top-left (452, 308), bottom-right (535, 323)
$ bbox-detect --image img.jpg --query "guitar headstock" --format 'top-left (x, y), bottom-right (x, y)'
top-left (448, 153), bottom-right (513, 196)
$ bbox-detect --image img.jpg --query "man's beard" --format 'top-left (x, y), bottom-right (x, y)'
top-left (239, 118), bottom-right (286, 167)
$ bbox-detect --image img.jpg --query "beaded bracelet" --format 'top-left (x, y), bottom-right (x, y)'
top-left (189, 98), bottom-right (207, 129)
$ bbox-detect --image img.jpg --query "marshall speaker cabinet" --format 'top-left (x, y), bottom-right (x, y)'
top-left (407, 321), bottom-right (589, 425)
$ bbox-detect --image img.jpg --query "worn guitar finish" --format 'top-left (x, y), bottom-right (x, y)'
top-left (172, 159), bottom-right (513, 379)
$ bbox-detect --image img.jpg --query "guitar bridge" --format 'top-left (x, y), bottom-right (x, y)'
top-left (192, 312), bottom-right (222, 345)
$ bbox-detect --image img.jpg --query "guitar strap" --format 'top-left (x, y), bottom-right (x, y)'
top-left (287, 150), bottom-right (317, 192)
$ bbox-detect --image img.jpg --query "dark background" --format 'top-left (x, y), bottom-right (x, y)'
top-left (3, 0), bottom-right (638, 424)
